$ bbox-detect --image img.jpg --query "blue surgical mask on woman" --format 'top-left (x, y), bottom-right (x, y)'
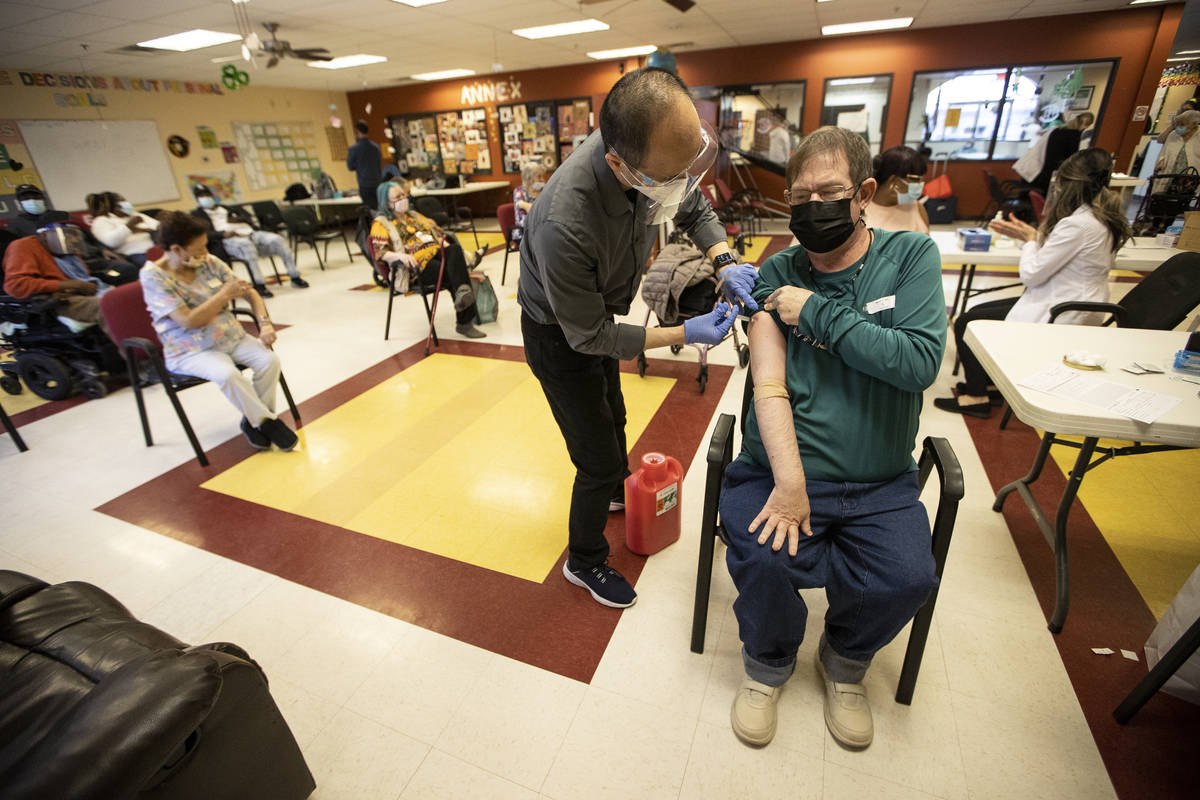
top-left (197, 196), bottom-right (216, 209)
top-left (1176, 125), bottom-right (1189, 137)
top-left (118, 201), bottom-right (135, 216)
top-left (20, 198), bottom-right (46, 215)
top-left (896, 179), bottom-right (924, 205)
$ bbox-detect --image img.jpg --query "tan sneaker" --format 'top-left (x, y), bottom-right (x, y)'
top-left (816, 652), bottom-right (873, 748)
top-left (730, 678), bottom-right (781, 746)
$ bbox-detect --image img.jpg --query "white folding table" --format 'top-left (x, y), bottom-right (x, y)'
top-left (964, 320), bottom-right (1200, 633)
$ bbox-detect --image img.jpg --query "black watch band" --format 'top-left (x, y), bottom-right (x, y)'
top-left (713, 252), bottom-right (737, 270)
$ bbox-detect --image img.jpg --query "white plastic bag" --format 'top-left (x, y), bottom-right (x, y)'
top-left (1013, 130), bottom-right (1050, 183)
top-left (1144, 563), bottom-right (1200, 705)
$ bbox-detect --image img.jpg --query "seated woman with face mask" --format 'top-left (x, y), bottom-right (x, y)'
top-left (369, 179), bottom-right (486, 339)
top-left (865, 146), bottom-right (929, 234)
top-left (140, 211), bottom-right (298, 452)
top-left (87, 191), bottom-right (159, 267)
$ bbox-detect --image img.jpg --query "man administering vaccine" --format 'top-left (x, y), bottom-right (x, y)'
top-left (519, 67), bottom-right (758, 609)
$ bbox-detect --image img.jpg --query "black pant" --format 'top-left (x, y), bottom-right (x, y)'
top-left (360, 182), bottom-right (380, 210)
top-left (419, 243), bottom-right (475, 324)
top-left (521, 311), bottom-right (630, 569)
top-left (955, 297), bottom-right (1019, 394)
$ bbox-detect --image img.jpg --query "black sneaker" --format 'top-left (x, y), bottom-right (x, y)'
top-left (933, 396), bottom-right (991, 420)
top-left (253, 283), bottom-right (274, 298)
top-left (562, 561), bottom-right (637, 608)
top-left (258, 417), bottom-right (298, 451)
top-left (240, 417), bottom-right (270, 450)
top-left (291, 277), bottom-right (310, 288)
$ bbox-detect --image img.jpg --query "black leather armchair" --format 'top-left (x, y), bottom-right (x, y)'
top-left (0, 571), bottom-right (315, 800)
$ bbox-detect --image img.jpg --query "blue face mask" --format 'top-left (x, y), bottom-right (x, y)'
top-left (20, 198), bottom-right (46, 215)
top-left (896, 179), bottom-right (924, 205)
top-left (118, 201), bottom-right (135, 216)
top-left (1176, 126), bottom-right (1189, 137)
top-left (197, 196), bottom-right (216, 209)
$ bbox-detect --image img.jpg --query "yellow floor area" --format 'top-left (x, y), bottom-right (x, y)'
top-left (732, 235), bottom-right (773, 264)
top-left (1048, 437), bottom-right (1200, 618)
top-left (201, 353), bottom-right (675, 582)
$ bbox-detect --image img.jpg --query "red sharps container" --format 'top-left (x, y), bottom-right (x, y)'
top-left (624, 452), bottom-right (683, 555)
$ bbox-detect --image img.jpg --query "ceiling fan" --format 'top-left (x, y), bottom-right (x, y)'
top-left (246, 22), bottom-right (333, 68)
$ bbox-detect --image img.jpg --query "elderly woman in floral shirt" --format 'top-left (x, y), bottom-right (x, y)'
top-left (369, 180), bottom-right (486, 339)
top-left (140, 211), bottom-right (298, 451)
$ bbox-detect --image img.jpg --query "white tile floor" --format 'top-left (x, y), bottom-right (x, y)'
top-left (0, 220), bottom-right (1119, 799)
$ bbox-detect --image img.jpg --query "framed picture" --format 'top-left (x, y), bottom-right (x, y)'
top-left (1067, 86), bottom-right (1094, 111)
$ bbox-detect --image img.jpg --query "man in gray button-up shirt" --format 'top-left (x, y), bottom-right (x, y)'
top-left (519, 67), bottom-right (759, 609)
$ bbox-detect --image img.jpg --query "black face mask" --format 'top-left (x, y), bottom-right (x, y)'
top-left (788, 197), bottom-right (859, 254)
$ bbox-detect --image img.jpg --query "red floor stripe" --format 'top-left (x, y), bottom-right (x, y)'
top-left (963, 413), bottom-right (1200, 798)
top-left (97, 339), bottom-right (734, 683)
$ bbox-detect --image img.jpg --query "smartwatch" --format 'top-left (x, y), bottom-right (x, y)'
top-left (713, 251), bottom-right (738, 271)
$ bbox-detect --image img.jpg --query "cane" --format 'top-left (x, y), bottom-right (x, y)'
top-left (423, 240), bottom-right (448, 357)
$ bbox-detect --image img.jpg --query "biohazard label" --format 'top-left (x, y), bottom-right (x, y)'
top-left (655, 483), bottom-right (679, 516)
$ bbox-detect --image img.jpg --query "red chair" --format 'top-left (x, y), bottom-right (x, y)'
top-left (98, 280), bottom-right (299, 467)
top-left (700, 185), bottom-right (745, 255)
top-left (1029, 190), bottom-right (1046, 221)
top-left (497, 203), bottom-right (522, 286)
top-left (66, 210), bottom-right (92, 231)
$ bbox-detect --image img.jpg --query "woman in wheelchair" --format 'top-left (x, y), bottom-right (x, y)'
top-left (370, 180), bottom-right (486, 339)
top-left (140, 212), bottom-right (297, 452)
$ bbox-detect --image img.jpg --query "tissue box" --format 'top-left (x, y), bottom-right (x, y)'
top-left (956, 227), bottom-right (992, 252)
top-left (1156, 233), bottom-right (1181, 248)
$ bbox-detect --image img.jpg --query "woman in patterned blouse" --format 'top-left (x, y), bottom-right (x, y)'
top-left (511, 162), bottom-right (546, 243)
top-left (369, 180), bottom-right (486, 339)
top-left (140, 211), bottom-right (298, 451)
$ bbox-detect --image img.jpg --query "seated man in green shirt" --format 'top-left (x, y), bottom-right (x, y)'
top-left (720, 127), bottom-right (947, 750)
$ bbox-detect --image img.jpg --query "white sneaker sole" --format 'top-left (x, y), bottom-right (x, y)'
top-left (561, 563), bottom-right (636, 608)
top-left (608, 501), bottom-right (625, 512)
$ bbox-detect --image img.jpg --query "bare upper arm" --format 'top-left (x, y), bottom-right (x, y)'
top-left (748, 312), bottom-right (788, 383)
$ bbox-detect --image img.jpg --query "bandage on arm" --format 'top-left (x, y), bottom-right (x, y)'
top-left (749, 314), bottom-right (806, 489)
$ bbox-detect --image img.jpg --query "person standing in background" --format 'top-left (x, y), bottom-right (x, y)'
top-left (1031, 112), bottom-right (1093, 195)
top-left (347, 120), bottom-right (383, 210)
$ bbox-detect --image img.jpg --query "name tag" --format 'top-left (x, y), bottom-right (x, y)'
top-left (865, 295), bottom-right (896, 314)
top-left (415, 232), bottom-right (435, 244)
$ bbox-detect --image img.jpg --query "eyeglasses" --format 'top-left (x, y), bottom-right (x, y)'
top-left (784, 183), bottom-right (860, 205)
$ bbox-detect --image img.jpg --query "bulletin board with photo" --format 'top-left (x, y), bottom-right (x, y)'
top-left (555, 97), bottom-right (592, 164)
top-left (389, 113), bottom-right (442, 174)
top-left (435, 107), bottom-right (492, 176)
top-left (232, 121), bottom-right (321, 191)
top-left (498, 101), bottom-right (561, 174)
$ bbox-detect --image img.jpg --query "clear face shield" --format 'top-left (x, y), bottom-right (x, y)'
top-left (37, 223), bottom-right (85, 256)
top-left (608, 118), bottom-right (718, 225)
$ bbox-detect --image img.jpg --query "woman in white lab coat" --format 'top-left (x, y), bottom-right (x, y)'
top-left (935, 148), bottom-right (1132, 419)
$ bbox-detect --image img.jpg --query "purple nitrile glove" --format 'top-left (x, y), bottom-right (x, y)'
top-left (684, 302), bottom-right (735, 345)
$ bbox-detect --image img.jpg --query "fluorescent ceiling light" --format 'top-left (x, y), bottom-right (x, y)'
top-left (512, 19), bottom-right (609, 40)
top-left (822, 17), bottom-right (913, 36)
top-left (410, 68), bottom-right (476, 81)
top-left (1166, 57), bottom-right (1196, 62)
top-left (587, 45), bottom-right (657, 60)
top-left (1175, 50), bottom-right (1200, 55)
top-left (310, 54), bottom-right (388, 69)
top-left (829, 77), bottom-right (875, 86)
top-left (390, 0), bottom-right (449, 5)
top-left (817, 0), bottom-right (835, 2)
top-left (1129, 1), bottom-right (1168, 4)
top-left (137, 29), bottom-right (242, 51)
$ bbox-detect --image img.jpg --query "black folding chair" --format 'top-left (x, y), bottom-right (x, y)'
top-left (691, 376), bottom-right (964, 705)
top-left (280, 207), bottom-right (354, 271)
top-left (414, 195), bottom-right (479, 250)
top-left (1, 401), bottom-right (28, 452)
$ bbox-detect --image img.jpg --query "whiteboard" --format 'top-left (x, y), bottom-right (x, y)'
top-left (17, 119), bottom-right (180, 211)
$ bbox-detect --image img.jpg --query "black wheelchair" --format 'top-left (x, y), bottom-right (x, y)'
top-left (0, 293), bottom-right (119, 401)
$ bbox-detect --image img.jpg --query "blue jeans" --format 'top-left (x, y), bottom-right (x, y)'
top-left (720, 459), bottom-right (937, 685)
